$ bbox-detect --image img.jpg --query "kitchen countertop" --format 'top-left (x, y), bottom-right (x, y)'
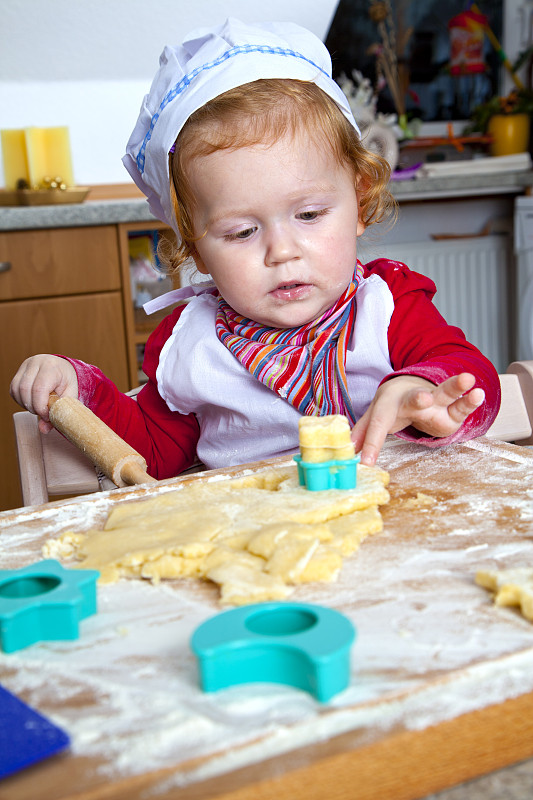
top-left (0, 196), bottom-right (157, 232)
top-left (1, 170), bottom-right (532, 231)
top-left (390, 168), bottom-right (533, 201)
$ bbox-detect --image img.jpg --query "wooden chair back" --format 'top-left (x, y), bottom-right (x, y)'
top-left (12, 387), bottom-right (141, 507)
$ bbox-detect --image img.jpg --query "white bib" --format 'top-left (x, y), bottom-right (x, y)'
top-left (156, 274), bottom-right (394, 468)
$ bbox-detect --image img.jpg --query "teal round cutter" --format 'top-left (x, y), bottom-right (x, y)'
top-left (191, 602), bottom-right (356, 702)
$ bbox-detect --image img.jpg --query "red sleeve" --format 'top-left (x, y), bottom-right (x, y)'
top-left (363, 259), bottom-right (501, 446)
top-left (63, 304), bottom-right (200, 480)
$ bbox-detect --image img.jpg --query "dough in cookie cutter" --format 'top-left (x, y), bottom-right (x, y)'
top-left (296, 415), bottom-right (359, 490)
top-left (191, 601), bottom-right (355, 702)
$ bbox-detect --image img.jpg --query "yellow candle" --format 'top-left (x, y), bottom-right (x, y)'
top-left (24, 126), bottom-right (74, 187)
top-left (1, 129), bottom-right (30, 189)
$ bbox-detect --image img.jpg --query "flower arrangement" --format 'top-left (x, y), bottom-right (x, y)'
top-left (368, 0), bottom-right (413, 135)
top-left (338, 69), bottom-right (401, 135)
top-left (466, 88), bottom-right (533, 135)
top-left (465, 46), bottom-right (533, 135)
top-left (337, 69), bottom-right (402, 171)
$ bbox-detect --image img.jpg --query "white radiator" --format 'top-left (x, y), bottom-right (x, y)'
top-left (358, 234), bottom-right (511, 373)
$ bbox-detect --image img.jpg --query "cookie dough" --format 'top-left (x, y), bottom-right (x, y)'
top-left (298, 414), bottom-right (355, 462)
top-left (403, 492), bottom-right (437, 509)
top-left (476, 568), bottom-right (533, 622)
top-left (44, 463), bottom-right (390, 604)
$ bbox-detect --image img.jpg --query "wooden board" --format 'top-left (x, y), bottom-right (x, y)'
top-left (0, 438), bottom-right (532, 800)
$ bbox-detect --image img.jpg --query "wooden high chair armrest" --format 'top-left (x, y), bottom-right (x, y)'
top-left (507, 361), bottom-right (533, 410)
top-left (486, 361), bottom-right (533, 444)
top-left (506, 361), bottom-right (533, 445)
top-left (12, 412), bottom-right (48, 507)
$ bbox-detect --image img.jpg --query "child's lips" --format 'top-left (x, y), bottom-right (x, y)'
top-left (270, 282), bottom-right (313, 301)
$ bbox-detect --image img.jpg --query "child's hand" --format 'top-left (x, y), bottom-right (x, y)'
top-left (351, 373), bottom-right (485, 466)
top-left (10, 355), bottom-right (79, 434)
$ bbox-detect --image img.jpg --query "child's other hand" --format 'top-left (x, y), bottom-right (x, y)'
top-left (10, 355), bottom-right (79, 434)
top-left (351, 373), bottom-right (485, 466)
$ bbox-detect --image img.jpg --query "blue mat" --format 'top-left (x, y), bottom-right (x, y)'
top-left (0, 684), bottom-right (70, 779)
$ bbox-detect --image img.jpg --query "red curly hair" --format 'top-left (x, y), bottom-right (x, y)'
top-left (163, 79), bottom-right (396, 273)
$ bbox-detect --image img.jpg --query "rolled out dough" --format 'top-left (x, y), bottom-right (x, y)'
top-left (44, 463), bottom-right (390, 605)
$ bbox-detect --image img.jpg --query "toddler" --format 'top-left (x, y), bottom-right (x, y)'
top-left (10, 19), bottom-right (500, 476)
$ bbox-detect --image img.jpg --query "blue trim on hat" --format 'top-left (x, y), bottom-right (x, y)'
top-left (136, 44), bottom-right (329, 173)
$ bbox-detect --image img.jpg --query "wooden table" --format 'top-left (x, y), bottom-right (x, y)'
top-left (1, 438), bottom-right (532, 800)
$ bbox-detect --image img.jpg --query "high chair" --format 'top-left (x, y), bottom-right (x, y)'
top-left (12, 362), bottom-right (533, 508)
top-left (486, 361), bottom-right (533, 443)
top-left (12, 386), bottom-right (142, 507)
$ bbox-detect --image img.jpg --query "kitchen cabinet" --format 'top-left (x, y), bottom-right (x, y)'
top-left (0, 220), bottom-right (175, 512)
top-left (116, 221), bottom-right (178, 385)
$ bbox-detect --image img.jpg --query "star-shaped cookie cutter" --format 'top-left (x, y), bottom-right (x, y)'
top-left (0, 560), bottom-right (99, 653)
top-left (294, 453), bottom-right (361, 491)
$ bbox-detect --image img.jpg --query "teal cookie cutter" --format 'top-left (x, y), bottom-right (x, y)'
top-left (294, 453), bottom-right (361, 491)
top-left (0, 560), bottom-right (99, 653)
top-left (191, 602), bottom-right (355, 702)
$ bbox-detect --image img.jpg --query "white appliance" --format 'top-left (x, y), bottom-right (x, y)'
top-left (514, 196), bottom-right (533, 361)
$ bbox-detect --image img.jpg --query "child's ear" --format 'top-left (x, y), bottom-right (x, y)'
top-left (356, 191), bottom-right (366, 237)
top-left (191, 248), bottom-right (209, 275)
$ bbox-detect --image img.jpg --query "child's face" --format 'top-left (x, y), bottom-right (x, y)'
top-left (188, 130), bottom-right (364, 328)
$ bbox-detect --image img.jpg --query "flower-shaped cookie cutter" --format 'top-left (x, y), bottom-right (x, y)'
top-left (294, 453), bottom-right (361, 491)
top-left (191, 602), bottom-right (355, 702)
top-left (0, 560), bottom-right (99, 653)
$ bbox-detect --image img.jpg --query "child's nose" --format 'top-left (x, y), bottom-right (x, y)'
top-left (264, 224), bottom-right (301, 266)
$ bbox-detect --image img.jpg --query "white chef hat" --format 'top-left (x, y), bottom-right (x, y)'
top-left (123, 18), bottom-right (361, 237)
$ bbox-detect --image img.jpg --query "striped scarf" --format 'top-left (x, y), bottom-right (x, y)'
top-left (215, 266), bottom-right (364, 424)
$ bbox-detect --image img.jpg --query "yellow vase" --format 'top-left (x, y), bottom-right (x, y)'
top-left (488, 113), bottom-right (530, 157)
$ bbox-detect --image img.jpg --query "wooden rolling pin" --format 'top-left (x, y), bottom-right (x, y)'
top-left (48, 393), bottom-right (157, 488)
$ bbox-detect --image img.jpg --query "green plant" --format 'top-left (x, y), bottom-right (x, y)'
top-left (466, 88), bottom-right (533, 134)
top-left (465, 47), bottom-right (533, 134)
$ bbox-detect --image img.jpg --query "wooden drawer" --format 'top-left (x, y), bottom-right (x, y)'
top-left (0, 226), bottom-right (121, 300)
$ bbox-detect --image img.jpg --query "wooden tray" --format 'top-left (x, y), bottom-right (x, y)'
top-left (0, 187), bottom-right (89, 207)
top-left (0, 438), bottom-right (532, 800)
